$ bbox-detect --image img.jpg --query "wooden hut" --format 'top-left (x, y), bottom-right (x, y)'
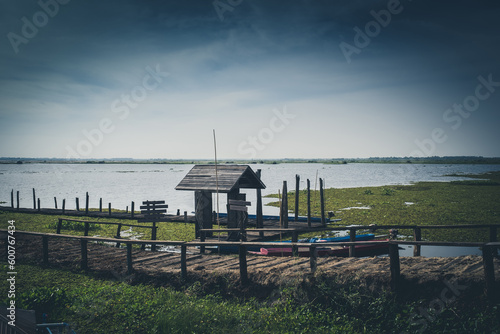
top-left (175, 165), bottom-right (266, 235)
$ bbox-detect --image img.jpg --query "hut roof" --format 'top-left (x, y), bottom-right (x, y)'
top-left (175, 165), bottom-right (265, 192)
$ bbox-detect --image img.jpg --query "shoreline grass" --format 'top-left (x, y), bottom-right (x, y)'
top-left (266, 171), bottom-right (500, 242)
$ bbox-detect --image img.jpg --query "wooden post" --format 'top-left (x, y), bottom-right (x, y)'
top-left (131, 201), bottom-right (135, 218)
top-left (239, 244), bottom-right (248, 285)
top-left (196, 190), bottom-right (213, 237)
top-left (115, 223), bottom-right (122, 247)
top-left (489, 226), bottom-right (497, 243)
top-left (282, 181), bottom-right (288, 229)
top-left (295, 174), bottom-right (300, 222)
top-left (56, 218), bottom-right (62, 234)
top-left (184, 211), bottom-right (188, 224)
top-left (37, 198), bottom-right (40, 212)
top-left (84, 222), bottom-right (90, 237)
top-left (389, 243), bottom-right (401, 294)
top-left (42, 236), bottom-right (49, 265)
top-left (75, 197), bottom-right (79, 211)
top-left (413, 227), bottom-right (421, 257)
top-left (349, 229), bottom-right (356, 257)
top-left (33, 188), bottom-right (36, 209)
top-left (11, 189), bottom-right (14, 208)
top-left (256, 169), bottom-right (264, 238)
top-left (85, 192), bottom-right (89, 215)
top-left (54, 197), bottom-right (58, 209)
top-left (310, 245), bottom-right (317, 273)
top-left (62, 199), bottom-right (66, 214)
top-left (127, 243), bottom-right (133, 274)
top-left (80, 239), bottom-right (88, 271)
top-left (151, 222), bottom-right (157, 252)
top-left (307, 179), bottom-right (311, 228)
top-left (16, 191), bottom-right (19, 210)
top-left (292, 231), bottom-right (299, 257)
top-left (483, 245), bottom-right (495, 302)
top-left (319, 178), bottom-right (326, 226)
top-left (181, 244), bottom-right (187, 282)
top-left (99, 198), bottom-right (102, 212)
top-left (108, 203), bottom-right (111, 216)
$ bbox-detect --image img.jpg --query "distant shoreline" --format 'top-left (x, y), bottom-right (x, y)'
top-left (1, 156), bottom-right (500, 165)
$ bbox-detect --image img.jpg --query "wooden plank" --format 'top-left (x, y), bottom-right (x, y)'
top-left (142, 200), bottom-right (166, 205)
top-left (140, 209), bottom-right (167, 214)
top-left (229, 205), bottom-right (248, 212)
top-left (228, 199), bottom-right (251, 206)
top-left (140, 205), bottom-right (168, 210)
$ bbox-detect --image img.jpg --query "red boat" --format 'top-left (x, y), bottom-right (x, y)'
top-left (248, 240), bottom-right (390, 257)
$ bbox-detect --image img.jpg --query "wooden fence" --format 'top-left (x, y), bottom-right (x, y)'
top-left (1, 230), bottom-right (498, 300)
top-left (56, 218), bottom-right (155, 249)
top-left (199, 223), bottom-right (499, 257)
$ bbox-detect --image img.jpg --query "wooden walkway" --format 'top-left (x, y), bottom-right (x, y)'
top-left (4, 233), bottom-right (499, 290)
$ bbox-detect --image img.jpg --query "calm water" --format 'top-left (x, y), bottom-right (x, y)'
top-left (1, 163), bottom-right (500, 216)
top-left (1, 162), bottom-right (499, 257)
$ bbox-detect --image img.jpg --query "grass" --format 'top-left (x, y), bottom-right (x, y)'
top-left (267, 171), bottom-right (500, 242)
top-left (1, 263), bottom-right (499, 334)
top-left (0, 211), bottom-right (196, 242)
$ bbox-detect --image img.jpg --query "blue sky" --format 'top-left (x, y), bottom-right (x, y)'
top-left (1, 0), bottom-right (499, 159)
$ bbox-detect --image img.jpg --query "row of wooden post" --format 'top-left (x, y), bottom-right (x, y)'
top-left (280, 175), bottom-right (326, 227)
top-left (9, 189), bottom-right (139, 218)
top-left (10, 231), bottom-right (497, 300)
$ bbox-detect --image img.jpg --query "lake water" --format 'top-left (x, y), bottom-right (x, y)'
top-left (1, 163), bottom-right (499, 216)
top-left (1, 162), bottom-right (499, 257)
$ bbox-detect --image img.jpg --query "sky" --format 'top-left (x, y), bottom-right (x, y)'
top-left (1, 0), bottom-right (499, 160)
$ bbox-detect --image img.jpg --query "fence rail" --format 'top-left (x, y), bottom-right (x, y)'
top-left (1, 229), bottom-right (498, 300)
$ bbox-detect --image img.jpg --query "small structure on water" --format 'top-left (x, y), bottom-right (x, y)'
top-left (175, 165), bottom-right (266, 236)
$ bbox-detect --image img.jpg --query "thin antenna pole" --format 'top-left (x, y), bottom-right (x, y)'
top-left (213, 130), bottom-right (220, 240)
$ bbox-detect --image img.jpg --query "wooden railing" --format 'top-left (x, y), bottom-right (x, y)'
top-left (56, 218), bottom-right (155, 248)
top-left (1, 230), bottom-right (498, 300)
top-left (199, 223), bottom-right (499, 257)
